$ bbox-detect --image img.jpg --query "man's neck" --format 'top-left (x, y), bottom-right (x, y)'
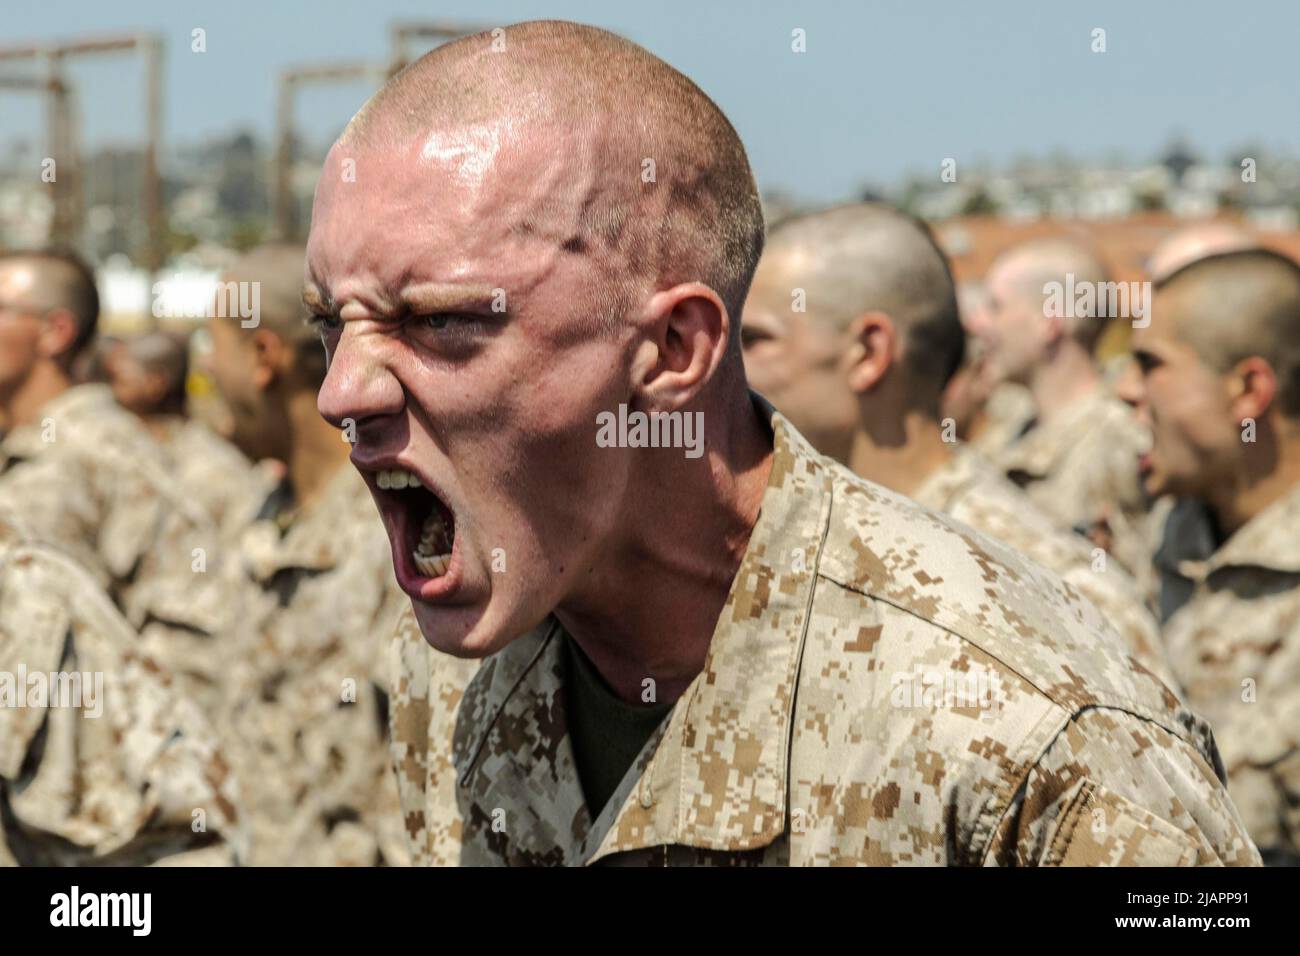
top-left (845, 407), bottom-right (954, 497)
top-left (1208, 425), bottom-right (1300, 539)
top-left (556, 388), bottom-right (774, 707)
top-left (1027, 344), bottom-right (1102, 425)
top-left (3, 364), bottom-right (73, 431)
top-left (284, 389), bottom-right (352, 513)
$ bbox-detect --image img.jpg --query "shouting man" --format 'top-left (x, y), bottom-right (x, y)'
top-left (306, 20), bottom-right (1256, 866)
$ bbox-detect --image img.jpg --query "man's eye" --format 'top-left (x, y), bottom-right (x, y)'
top-left (310, 314), bottom-right (342, 332)
top-left (419, 313), bottom-right (477, 331)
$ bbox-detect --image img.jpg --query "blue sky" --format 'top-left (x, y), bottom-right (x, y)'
top-left (3, 0), bottom-right (1297, 203)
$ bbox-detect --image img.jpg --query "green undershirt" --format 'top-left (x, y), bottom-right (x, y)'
top-left (561, 632), bottom-right (674, 818)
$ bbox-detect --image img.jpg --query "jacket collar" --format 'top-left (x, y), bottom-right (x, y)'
top-left (459, 394), bottom-right (835, 862)
top-left (999, 388), bottom-right (1111, 480)
top-left (910, 443), bottom-right (986, 513)
top-left (1200, 480), bottom-right (1300, 578)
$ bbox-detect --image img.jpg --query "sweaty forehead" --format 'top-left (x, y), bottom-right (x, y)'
top-left (307, 121), bottom-right (593, 301)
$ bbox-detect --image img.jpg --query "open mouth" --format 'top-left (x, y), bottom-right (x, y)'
top-left (372, 467), bottom-right (456, 581)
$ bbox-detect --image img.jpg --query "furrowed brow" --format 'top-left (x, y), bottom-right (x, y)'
top-left (400, 283), bottom-right (501, 314)
top-left (303, 285), bottom-right (329, 313)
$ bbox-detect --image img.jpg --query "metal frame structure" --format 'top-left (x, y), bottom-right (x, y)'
top-left (0, 34), bottom-right (164, 272)
top-left (271, 20), bottom-right (492, 241)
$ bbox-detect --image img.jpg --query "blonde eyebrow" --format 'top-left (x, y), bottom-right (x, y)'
top-left (399, 283), bottom-right (500, 314)
top-left (302, 285), bottom-right (328, 312)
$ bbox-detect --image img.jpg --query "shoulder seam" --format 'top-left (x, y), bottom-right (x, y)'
top-left (813, 571), bottom-right (1187, 734)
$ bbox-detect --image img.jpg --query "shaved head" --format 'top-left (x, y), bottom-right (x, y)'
top-left (1148, 222), bottom-right (1258, 283)
top-left (216, 242), bottom-right (322, 384)
top-left (306, 20), bottom-right (775, 659)
top-left (766, 203), bottom-right (963, 390)
top-left (116, 332), bottom-right (189, 414)
top-left (336, 19), bottom-right (764, 334)
top-left (0, 249), bottom-right (99, 360)
top-left (220, 242), bottom-right (311, 342)
top-left (989, 237), bottom-right (1111, 352)
top-left (1157, 248), bottom-right (1300, 415)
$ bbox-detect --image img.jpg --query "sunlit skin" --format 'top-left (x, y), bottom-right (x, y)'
top-left (1118, 284), bottom-right (1277, 532)
top-left (740, 246), bottom-right (860, 463)
top-left (206, 309), bottom-right (289, 464)
top-left (742, 243), bottom-right (955, 495)
top-left (982, 260), bottom-right (1053, 388)
top-left (206, 286), bottom-right (347, 514)
top-left (0, 261), bottom-right (79, 431)
top-left (983, 250), bottom-right (1104, 422)
top-left (306, 119), bottom-right (772, 703)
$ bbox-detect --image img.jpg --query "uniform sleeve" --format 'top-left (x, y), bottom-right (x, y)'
top-left (388, 606), bottom-right (480, 865)
top-left (0, 543), bottom-right (247, 866)
top-left (1213, 669), bottom-right (1300, 863)
top-left (986, 707), bottom-right (1261, 866)
top-left (0, 454), bottom-right (104, 580)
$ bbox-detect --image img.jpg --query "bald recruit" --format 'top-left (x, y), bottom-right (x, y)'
top-left (990, 237), bottom-right (1112, 351)
top-left (0, 249), bottom-right (100, 361)
top-left (116, 332), bottom-right (189, 415)
top-left (215, 242), bottom-right (323, 383)
top-left (328, 20), bottom-right (764, 342)
top-left (1156, 248), bottom-right (1300, 416)
top-left (1147, 221), bottom-right (1259, 284)
top-left (766, 203), bottom-right (963, 397)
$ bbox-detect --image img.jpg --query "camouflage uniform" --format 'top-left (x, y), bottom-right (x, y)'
top-left (0, 511), bottom-right (246, 865)
top-left (390, 612), bottom-right (481, 866)
top-left (995, 388), bottom-right (1153, 579)
top-left (1163, 482), bottom-right (1300, 862)
top-left (967, 382), bottom-right (1035, 461)
top-left (152, 416), bottom-right (272, 541)
top-left (0, 384), bottom-right (236, 717)
top-left (396, 404), bottom-right (1259, 866)
top-left (217, 465), bottom-right (412, 866)
top-left (911, 444), bottom-right (1172, 687)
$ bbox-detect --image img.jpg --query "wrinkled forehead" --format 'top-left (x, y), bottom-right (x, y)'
top-left (306, 118), bottom-right (595, 298)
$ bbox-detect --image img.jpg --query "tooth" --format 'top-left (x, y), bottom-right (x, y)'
top-left (390, 470), bottom-right (409, 490)
top-left (409, 474), bottom-right (422, 487)
top-left (377, 471), bottom-right (391, 490)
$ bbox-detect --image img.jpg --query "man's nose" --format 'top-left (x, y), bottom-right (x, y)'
top-left (317, 324), bottom-right (405, 432)
top-left (1115, 357), bottom-right (1142, 407)
top-left (1114, 357), bottom-right (1150, 426)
